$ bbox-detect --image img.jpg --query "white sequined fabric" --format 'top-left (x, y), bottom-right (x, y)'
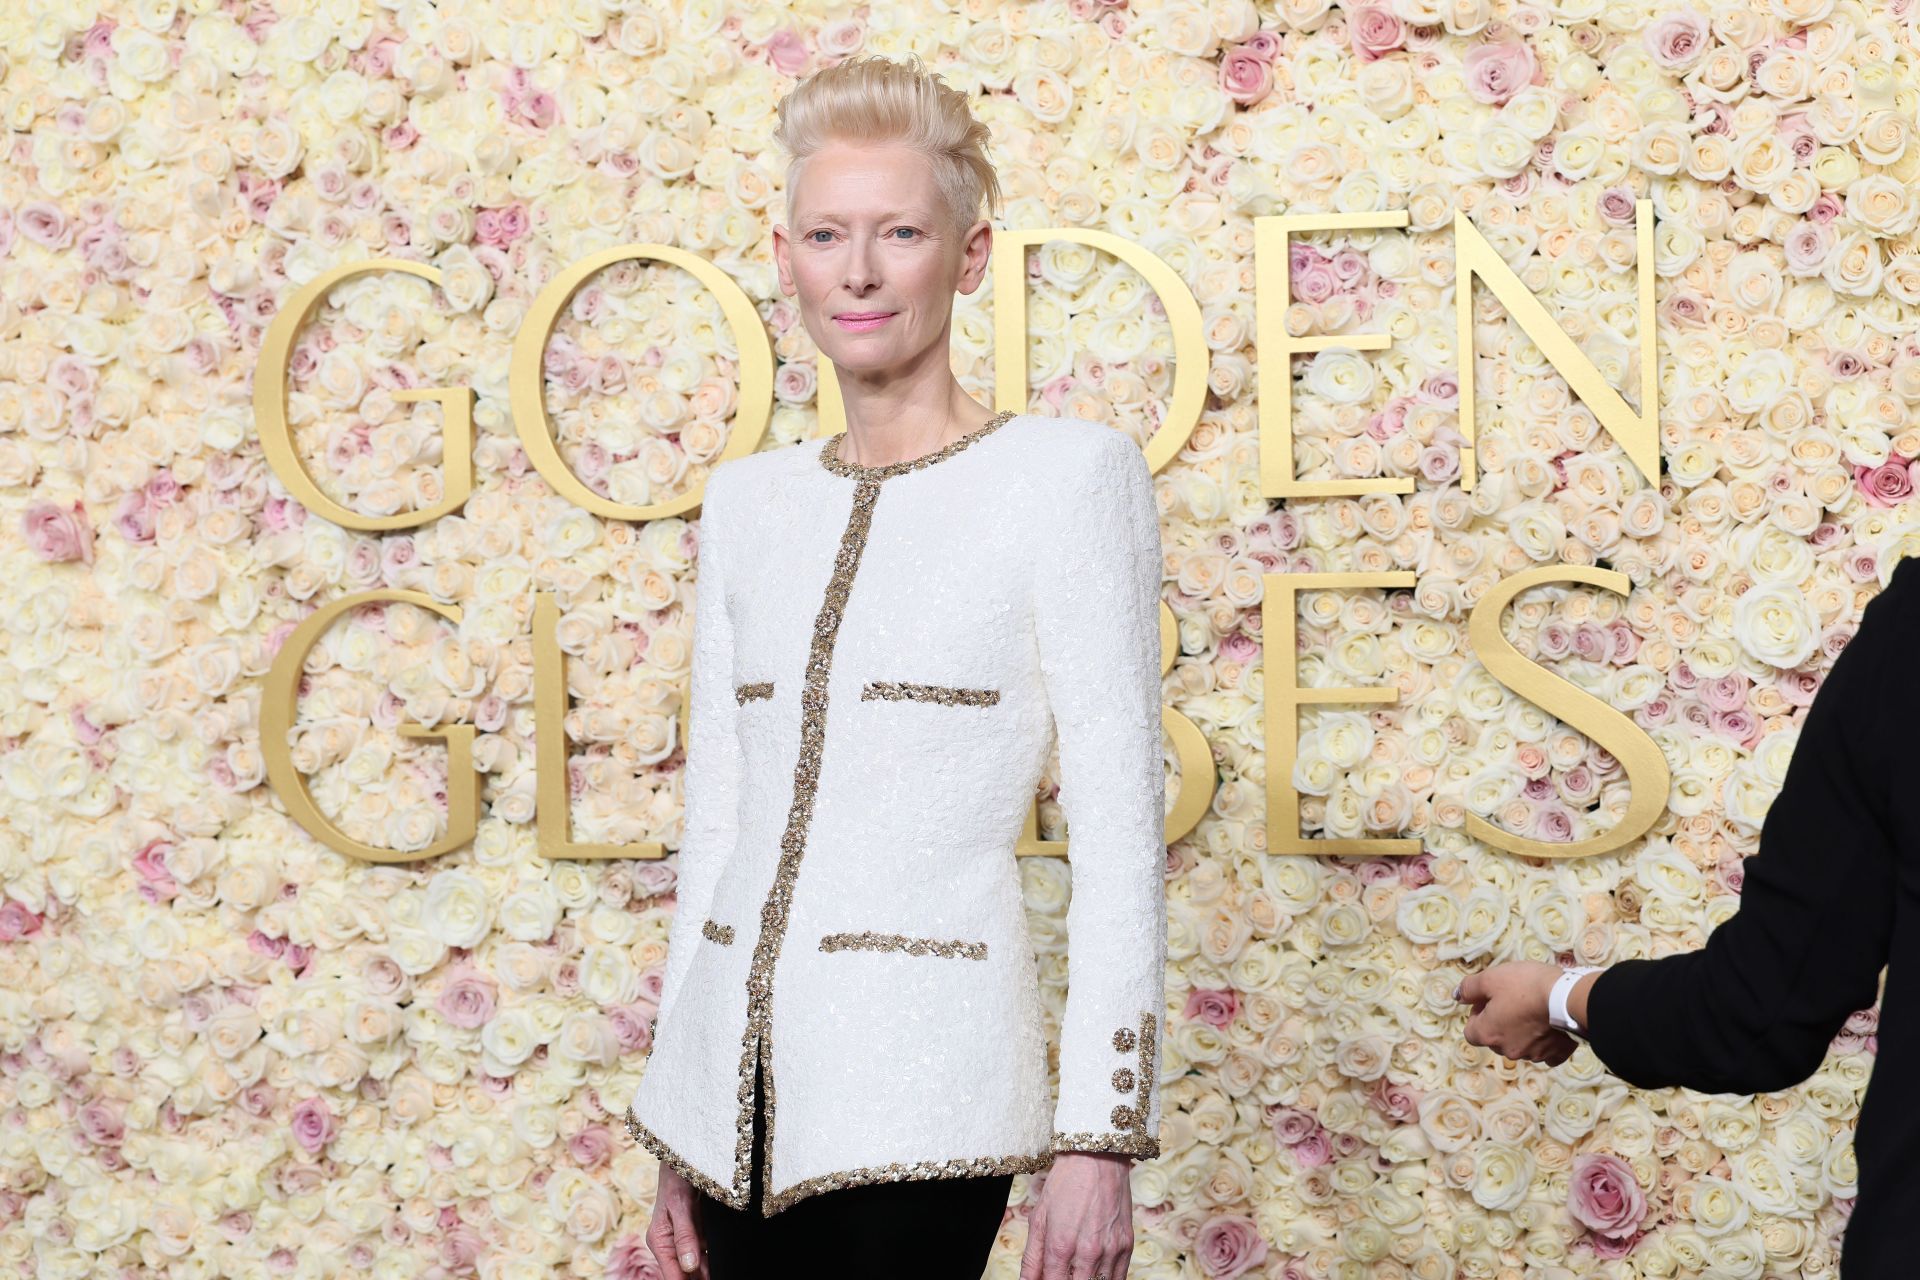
top-left (626, 413), bottom-right (1168, 1215)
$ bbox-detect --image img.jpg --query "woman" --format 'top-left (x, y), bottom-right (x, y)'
top-left (626, 55), bottom-right (1169, 1280)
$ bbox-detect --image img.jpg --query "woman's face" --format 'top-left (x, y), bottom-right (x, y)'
top-left (774, 141), bottom-right (989, 379)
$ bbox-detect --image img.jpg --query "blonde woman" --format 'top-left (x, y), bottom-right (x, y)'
top-left (627, 54), bottom-right (1168, 1280)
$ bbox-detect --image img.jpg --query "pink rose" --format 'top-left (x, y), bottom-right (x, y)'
top-left (1269, 1106), bottom-right (1317, 1145)
top-left (1183, 987), bottom-right (1239, 1029)
top-left (1239, 32), bottom-right (1281, 61)
top-left (1591, 1228), bottom-right (1645, 1259)
top-left (1195, 1214), bottom-right (1267, 1279)
top-left (0, 901), bottom-right (41, 941)
top-left (77, 1101), bottom-right (124, 1147)
top-left (606, 1234), bottom-right (669, 1280)
top-left (767, 28), bottom-right (809, 77)
top-left (1348, 7), bottom-right (1405, 62)
top-left (569, 1125), bottom-right (614, 1168)
top-left (1643, 10), bottom-right (1708, 69)
top-left (22, 500), bottom-right (94, 563)
top-left (1569, 1152), bottom-right (1646, 1239)
top-left (1291, 1129), bottom-right (1331, 1167)
top-left (1290, 245), bottom-right (1338, 303)
top-left (1784, 220), bottom-right (1833, 274)
top-left (1219, 47), bottom-right (1274, 105)
top-left (1462, 42), bottom-right (1540, 105)
top-left (610, 1005), bottom-right (656, 1059)
top-left (435, 967), bottom-right (498, 1029)
top-left (1855, 457), bottom-right (1917, 508)
top-left (290, 1097), bottom-right (335, 1154)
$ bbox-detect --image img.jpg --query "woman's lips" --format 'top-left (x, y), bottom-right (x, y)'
top-left (834, 312), bottom-right (895, 331)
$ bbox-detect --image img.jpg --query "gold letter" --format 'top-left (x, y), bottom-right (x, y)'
top-left (510, 244), bottom-right (774, 521)
top-left (1257, 213), bottom-right (1412, 500)
top-left (256, 260), bottom-right (474, 531)
top-left (1453, 201), bottom-right (1658, 491)
top-left (531, 592), bottom-right (667, 860)
top-left (1463, 566), bottom-right (1670, 858)
top-left (1264, 571), bottom-right (1419, 855)
top-left (262, 591), bottom-right (481, 862)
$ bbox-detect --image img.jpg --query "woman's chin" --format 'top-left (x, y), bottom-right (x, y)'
top-left (817, 343), bottom-right (907, 374)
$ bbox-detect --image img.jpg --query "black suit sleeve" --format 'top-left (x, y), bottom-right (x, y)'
top-left (1583, 556), bottom-right (1913, 1096)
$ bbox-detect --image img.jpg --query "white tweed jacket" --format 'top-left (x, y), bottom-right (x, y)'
top-left (625, 410), bottom-right (1168, 1216)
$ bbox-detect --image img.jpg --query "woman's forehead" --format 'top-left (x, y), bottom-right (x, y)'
top-left (791, 145), bottom-right (938, 214)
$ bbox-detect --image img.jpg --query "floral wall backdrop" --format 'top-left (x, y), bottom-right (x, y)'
top-left (3, 0), bottom-right (1917, 1277)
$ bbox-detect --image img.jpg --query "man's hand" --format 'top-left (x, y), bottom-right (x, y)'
top-left (1019, 1151), bottom-right (1135, 1280)
top-left (1457, 962), bottom-right (1578, 1066)
top-left (645, 1163), bottom-right (710, 1277)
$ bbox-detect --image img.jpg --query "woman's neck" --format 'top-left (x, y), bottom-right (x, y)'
top-left (834, 390), bottom-right (997, 468)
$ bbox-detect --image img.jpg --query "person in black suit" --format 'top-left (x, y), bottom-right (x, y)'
top-left (1457, 554), bottom-right (1917, 1280)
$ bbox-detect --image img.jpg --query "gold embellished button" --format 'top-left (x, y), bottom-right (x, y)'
top-left (1110, 1105), bottom-right (1138, 1129)
top-left (1111, 1067), bottom-right (1135, 1093)
top-left (1112, 1026), bottom-right (1136, 1053)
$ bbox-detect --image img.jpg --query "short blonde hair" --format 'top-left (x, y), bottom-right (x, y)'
top-left (772, 54), bottom-right (1003, 236)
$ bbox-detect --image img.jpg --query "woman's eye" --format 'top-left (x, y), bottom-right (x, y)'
top-left (890, 227), bottom-right (918, 240)
top-left (807, 230), bottom-right (832, 243)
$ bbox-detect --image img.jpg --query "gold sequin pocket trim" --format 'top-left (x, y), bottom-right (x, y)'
top-left (860, 680), bottom-right (1000, 707)
top-left (734, 681), bottom-right (773, 704)
top-left (818, 931), bottom-right (988, 960)
top-left (702, 919), bottom-right (734, 945)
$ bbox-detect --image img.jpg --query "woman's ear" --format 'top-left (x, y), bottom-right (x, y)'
top-left (955, 219), bottom-right (993, 296)
top-left (770, 224), bottom-right (794, 296)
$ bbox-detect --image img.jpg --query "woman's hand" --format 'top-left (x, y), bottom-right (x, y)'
top-left (645, 1164), bottom-right (710, 1278)
top-left (1020, 1151), bottom-right (1135, 1280)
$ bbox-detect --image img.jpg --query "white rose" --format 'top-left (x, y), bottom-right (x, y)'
top-left (1689, 1175), bottom-right (1751, 1236)
top-left (577, 943), bottom-right (640, 1007)
top-left (422, 869), bottom-right (492, 948)
top-left (480, 1006), bottom-right (541, 1072)
top-left (1303, 349), bottom-right (1376, 405)
top-left (1732, 583), bottom-right (1818, 668)
top-left (1469, 1143), bottom-right (1535, 1211)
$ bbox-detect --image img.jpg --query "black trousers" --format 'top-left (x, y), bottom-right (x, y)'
top-left (696, 1051), bottom-right (1015, 1279)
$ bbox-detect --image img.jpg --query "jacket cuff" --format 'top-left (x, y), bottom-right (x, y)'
top-left (1051, 1011), bottom-right (1161, 1160)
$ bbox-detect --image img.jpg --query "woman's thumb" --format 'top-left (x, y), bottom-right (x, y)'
top-left (671, 1208), bottom-right (702, 1273)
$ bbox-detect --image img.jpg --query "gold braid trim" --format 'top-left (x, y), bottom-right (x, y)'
top-left (817, 408), bottom-right (1017, 481)
top-left (734, 681), bottom-right (773, 704)
top-left (701, 919), bottom-right (734, 945)
top-left (764, 1150), bottom-right (1052, 1216)
top-left (819, 931), bottom-right (988, 960)
top-left (623, 1105), bottom-right (745, 1209)
top-left (860, 680), bottom-right (1001, 707)
top-left (1049, 1130), bottom-right (1161, 1158)
top-left (734, 475), bottom-right (884, 1210)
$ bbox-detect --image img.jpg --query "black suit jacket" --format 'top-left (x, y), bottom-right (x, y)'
top-left (1586, 554), bottom-right (1919, 1279)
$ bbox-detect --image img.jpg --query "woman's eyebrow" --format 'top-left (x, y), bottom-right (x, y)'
top-left (806, 210), bottom-right (929, 223)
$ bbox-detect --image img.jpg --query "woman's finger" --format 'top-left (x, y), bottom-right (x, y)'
top-left (669, 1199), bottom-right (703, 1275)
top-left (1019, 1203), bottom-right (1049, 1280)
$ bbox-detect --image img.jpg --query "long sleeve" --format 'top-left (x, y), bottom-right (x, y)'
top-left (1033, 433), bottom-right (1169, 1158)
top-left (654, 467), bottom-right (744, 1033)
top-left (1584, 555), bottom-right (1914, 1095)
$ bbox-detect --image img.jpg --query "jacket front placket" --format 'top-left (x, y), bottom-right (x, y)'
top-left (732, 472), bottom-right (879, 1212)
top-left (732, 410), bottom-right (1015, 1215)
